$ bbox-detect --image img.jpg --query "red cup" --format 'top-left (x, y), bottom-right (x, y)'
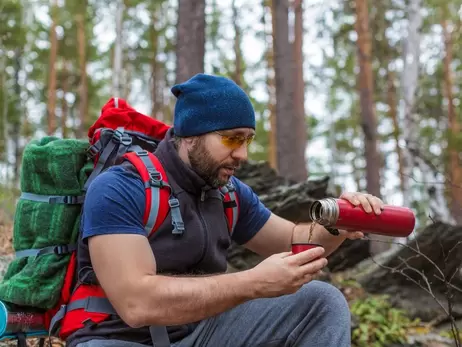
top-left (291, 243), bottom-right (323, 256)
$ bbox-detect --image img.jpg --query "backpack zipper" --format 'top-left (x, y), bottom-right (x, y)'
top-left (197, 188), bottom-right (209, 264)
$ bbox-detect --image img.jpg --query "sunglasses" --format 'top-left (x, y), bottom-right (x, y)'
top-left (215, 132), bottom-right (255, 150)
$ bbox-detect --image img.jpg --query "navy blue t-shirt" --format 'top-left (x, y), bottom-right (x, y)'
top-left (81, 167), bottom-right (271, 245)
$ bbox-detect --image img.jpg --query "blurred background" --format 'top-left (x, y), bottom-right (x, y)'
top-left (0, 1), bottom-right (462, 346)
top-left (0, 0), bottom-right (461, 227)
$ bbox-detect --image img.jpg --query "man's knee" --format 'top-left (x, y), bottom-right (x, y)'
top-left (297, 280), bottom-right (350, 317)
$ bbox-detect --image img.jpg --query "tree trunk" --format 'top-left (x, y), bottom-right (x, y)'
top-left (12, 49), bottom-right (22, 185)
top-left (232, 0), bottom-right (242, 88)
top-left (387, 68), bottom-right (405, 197)
top-left (354, 0), bottom-right (387, 255)
top-left (292, 0), bottom-right (308, 180)
top-left (150, 10), bottom-right (162, 120)
top-left (264, 0), bottom-right (277, 170)
top-left (61, 61), bottom-right (69, 138)
top-left (441, 16), bottom-right (462, 225)
top-left (76, 2), bottom-right (88, 138)
top-left (175, 0), bottom-right (205, 84)
top-left (354, 0), bottom-right (381, 197)
top-left (272, 0), bottom-right (306, 183)
top-left (401, 0), bottom-right (453, 224)
top-left (0, 52), bottom-right (8, 177)
top-left (112, 0), bottom-right (124, 97)
top-left (47, 0), bottom-right (58, 136)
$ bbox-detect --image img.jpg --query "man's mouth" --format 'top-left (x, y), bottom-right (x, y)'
top-left (222, 166), bottom-right (236, 175)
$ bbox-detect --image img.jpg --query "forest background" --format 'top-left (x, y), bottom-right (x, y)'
top-left (0, 0), bottom-right (461, 346)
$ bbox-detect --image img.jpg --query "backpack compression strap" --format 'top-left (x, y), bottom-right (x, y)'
top-left (220, 183), bottom-right (239, 234)
top-left (123, 150), bottom-right (185, 236)
top-left (14, 193), bottom-right (81, 259)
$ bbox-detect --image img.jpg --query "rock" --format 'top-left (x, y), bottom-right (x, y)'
top-left (326, 238), bottom-right (370, 272)
top-left (355, 222), bottom-right (462, 322)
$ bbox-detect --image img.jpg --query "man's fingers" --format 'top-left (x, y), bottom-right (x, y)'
top-left (356, 194), bottom-right (373, 213)
top-left (298, 257), bottom-right (328, 276)
top-left (288, 246), bottom-right (325, 265)
top-left (369, 196), bottom-right (384, 214)
top-left (340, 192), bottom-right (360, 205)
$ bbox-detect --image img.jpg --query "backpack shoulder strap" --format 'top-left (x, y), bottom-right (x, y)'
top-left (220, 182), bottom-right (239, 235)
top-left (122, 150), bottom-right (184, 237)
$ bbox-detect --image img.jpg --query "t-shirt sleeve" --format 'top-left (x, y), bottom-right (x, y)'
top-left (230, 176), bottom-right (272, 245)
top-left (81, 166), bottom-right (146, 240)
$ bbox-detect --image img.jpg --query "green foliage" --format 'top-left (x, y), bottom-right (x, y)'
top-left (351, 295), bottom-right (420, 347)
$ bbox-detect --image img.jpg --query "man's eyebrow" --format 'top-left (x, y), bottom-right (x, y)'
top-left (222, 130), bottom-right (255, 136)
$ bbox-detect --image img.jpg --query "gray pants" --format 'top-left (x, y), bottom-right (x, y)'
top-left (76, 281), bottom-right (351, 347)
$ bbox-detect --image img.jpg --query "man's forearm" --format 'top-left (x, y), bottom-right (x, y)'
top-left (131, 269), bottom-right (257, 327)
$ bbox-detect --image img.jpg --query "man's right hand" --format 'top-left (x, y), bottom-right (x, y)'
top-left (249, 247), bottom-right (327, 298)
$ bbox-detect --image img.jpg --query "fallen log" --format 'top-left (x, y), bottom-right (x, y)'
top-left (354, 221), bottom-right (462, 322)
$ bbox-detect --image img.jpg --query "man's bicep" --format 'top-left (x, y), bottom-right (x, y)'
top-left (88, 233), bottom-right (157, 322)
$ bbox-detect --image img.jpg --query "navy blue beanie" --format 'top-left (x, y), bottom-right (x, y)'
top-left (171, 73), bottom-right (256, 137)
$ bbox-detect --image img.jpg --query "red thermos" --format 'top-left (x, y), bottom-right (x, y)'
top-left (308, 198), bottom-right (416, 237)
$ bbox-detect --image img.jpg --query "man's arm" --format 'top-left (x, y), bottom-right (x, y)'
top-left (88, 233), bottom-right (257, 328)
top-left (241, 192), bottom-right (384, 258)
top-left (82, 168), bottom-right (327, 328)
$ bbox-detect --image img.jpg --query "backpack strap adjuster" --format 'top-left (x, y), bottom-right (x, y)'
top-left (136, 150), bottom-right (149, 157)
top-left (168, 198), bottom-right (185, 235)
top-left (149, 170), bottom-right (163, 187)
top-left (112, 127), bottom-right (132, 146)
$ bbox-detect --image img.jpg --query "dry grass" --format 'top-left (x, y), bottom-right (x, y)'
top-left (0, 210), bottom-right (14, 256)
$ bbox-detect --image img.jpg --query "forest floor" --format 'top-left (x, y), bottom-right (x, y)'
top-left (0, 208), bottom-right (459, 347)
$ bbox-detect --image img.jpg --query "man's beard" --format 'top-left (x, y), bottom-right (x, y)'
top-left (188, 137), bottom-right (239, 188)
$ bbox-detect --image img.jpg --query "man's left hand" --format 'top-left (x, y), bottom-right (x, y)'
top-left (336, 192), bottom-right (384, 240)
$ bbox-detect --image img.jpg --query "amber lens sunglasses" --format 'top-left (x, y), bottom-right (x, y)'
top-left (216, 132), bottom-right (255, 150)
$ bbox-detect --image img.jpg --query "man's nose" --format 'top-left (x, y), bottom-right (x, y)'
top-left (231, 144), bottom-right (248, 161)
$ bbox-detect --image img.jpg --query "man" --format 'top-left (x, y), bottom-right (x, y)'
top-left (69, 74), bottom-right (384, 347)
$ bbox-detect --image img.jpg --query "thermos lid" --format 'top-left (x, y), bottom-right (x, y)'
top-left (0, 300), bottom-right (8, 337)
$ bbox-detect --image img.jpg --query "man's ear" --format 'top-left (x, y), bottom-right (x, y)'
top-left (183, 137), bottom-right (195, 145)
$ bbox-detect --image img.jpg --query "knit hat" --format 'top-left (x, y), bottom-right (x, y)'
top-left (171, 73), bottom-right (256, 137)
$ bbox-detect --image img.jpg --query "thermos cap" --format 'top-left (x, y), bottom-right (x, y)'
top-left (0, 301), bottom-right (8, 337)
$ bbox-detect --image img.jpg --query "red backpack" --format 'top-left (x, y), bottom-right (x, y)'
top-left (0, 97), bottom-right (239, 346)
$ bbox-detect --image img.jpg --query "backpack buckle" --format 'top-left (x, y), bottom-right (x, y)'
top-left (86, 144), bottom-right (100, 159)
top-left (149, 170), bottom-right (163, 187)
top-left (54, 245), bottom-right (70, 255)
top-left (112, 129), bottom-right (132, 146)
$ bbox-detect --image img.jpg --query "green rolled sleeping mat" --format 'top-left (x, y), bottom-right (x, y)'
top-left (0, 136), bottom-right (93, 310)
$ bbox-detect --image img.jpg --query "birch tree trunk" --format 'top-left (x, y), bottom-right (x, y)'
top-left (401, 0), bottom-right (454, 224)
top-left (387, 68), bottom-right (406, 196)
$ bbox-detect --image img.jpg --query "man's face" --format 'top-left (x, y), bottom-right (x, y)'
top-left (187, 128), bottom-right (255, 187)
